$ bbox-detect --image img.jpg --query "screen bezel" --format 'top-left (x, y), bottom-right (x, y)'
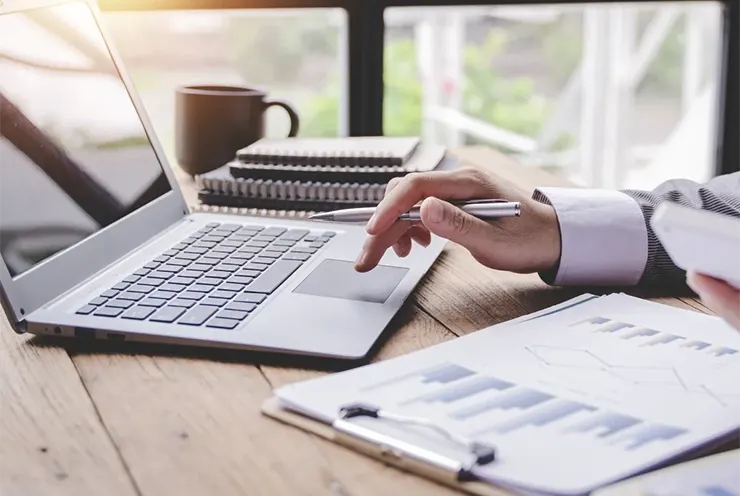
top-left (0, 0), bottom-right (190, 331)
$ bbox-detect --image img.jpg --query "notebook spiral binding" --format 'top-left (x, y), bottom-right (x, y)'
top-left (196, 174), bottom-right (388, 204)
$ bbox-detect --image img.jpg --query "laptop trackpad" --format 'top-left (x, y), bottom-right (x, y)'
top-left (293, 259), bottom-right (409, 304)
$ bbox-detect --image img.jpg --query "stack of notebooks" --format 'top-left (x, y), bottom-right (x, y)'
top-left (193, 136), bottom-right (450, 217)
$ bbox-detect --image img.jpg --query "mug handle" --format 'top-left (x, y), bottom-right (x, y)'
top-left (264, 98), bottom-right (300, 137)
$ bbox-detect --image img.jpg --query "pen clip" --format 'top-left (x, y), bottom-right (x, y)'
top-left (334, 402), bottom-right (496, 482)
top-left (450, 199), bottom-right (510, 206)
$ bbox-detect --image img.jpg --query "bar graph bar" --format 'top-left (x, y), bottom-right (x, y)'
top-left (487, 400), bottom-right (596, 435)
top-left (645, 333), bottom-right (686, 346)
top-left (361, 362), bottom-right (475, 391)
top-left (612, 424), bottom-right (687, 451)
top-left (622, 328), bottom-right (660, 340)
top-left (596, 322), bottom-right (636, 334)
top-left (451, 388), bottom-right (553, 420)
top-left (683, 340), bottom-right (712, 351)
top-left (708, 347), bottom-right (739, 358)
top-left (702, 486), bottom-right (738, 496)
top-left (566, 411), bottom-right (642, 437)
top-left (571, 316), bottom-right (611, 327)
top-left (401, 376), bottom-right (514, 406)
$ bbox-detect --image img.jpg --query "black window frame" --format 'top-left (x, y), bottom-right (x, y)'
top-left (99, 0), bottom-right (739, 177)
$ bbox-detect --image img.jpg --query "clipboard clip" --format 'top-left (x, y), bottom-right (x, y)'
top-left (334, 402), bottom-right (496, 483)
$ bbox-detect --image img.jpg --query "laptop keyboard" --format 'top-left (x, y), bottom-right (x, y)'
top-left (74, 222), bottom-right (335, 330)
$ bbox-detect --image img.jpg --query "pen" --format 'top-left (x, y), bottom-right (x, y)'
top-left (309, 199), bottom-right (521, 223)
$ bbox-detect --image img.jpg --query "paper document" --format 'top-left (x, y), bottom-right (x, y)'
top-left (275, 294), bottom-right (740, 495)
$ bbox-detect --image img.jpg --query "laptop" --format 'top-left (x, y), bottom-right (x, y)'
top-left (0, 0), bottom-right (446, 360)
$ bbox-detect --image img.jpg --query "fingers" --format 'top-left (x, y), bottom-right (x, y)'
top-left (687, 271), bottom-right (740, 331)
top-left (355, 221), bottom-right (414, 272)
top-left (366, 168), bottom-right (497, 235)
top-left (419, 197), bottom-right (496, 260)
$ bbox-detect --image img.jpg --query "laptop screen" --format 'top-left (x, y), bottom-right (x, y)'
top-left (0, 1), bottom-right (171, 278)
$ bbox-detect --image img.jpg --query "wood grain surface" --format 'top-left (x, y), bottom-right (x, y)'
top-left (0, 146), bottom-right (708, 496)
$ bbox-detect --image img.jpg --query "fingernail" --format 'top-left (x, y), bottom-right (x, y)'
top-left (427, 198), bottom-right (444, 224)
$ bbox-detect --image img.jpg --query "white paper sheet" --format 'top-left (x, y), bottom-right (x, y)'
top-left (275, 294), bottom-right (740, 495)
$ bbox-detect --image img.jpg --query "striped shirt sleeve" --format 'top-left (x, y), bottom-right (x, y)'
top-left (532, 172), bottom-right (740, 287)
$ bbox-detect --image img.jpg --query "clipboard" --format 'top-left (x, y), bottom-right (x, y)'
top-left (261, 397), bottom-right (512, 496)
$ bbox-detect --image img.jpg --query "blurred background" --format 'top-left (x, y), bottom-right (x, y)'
top-left (99, 2), bottom-right (726, 191)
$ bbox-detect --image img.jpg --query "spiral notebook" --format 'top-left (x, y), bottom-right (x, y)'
top-left (236, 136), bottom-right (421, 167)
top-left (231, 139), bottom-right (446, 183)
top-left (195, 139), bottom-right (453, 215)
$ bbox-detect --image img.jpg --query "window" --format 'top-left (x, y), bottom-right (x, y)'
top-left (102, 8), bottom-right (347, 164)
top-left (383, 2), bottom-right (724, 190)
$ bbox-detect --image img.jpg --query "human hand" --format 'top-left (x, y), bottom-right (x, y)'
top-left (686, 271), bottom-right (740, 330)
top-left (354, 167), bottom-right (561, 274)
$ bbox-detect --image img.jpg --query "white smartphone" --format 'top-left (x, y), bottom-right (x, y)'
top-left (650, 202), bottom-right (740, 289)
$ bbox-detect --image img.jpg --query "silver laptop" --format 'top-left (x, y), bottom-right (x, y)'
top-left (0, 0), bottom-right (445, 360)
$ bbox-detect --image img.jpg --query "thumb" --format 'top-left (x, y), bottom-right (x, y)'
top-left (420, 197), bottom-right (493, 255)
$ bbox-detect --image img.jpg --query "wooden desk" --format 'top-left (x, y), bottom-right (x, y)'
top-left (0, 147), bottom-right (711, 496)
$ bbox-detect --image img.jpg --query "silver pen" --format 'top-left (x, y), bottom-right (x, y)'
top-left (309, 199), bottom-right (521, 223)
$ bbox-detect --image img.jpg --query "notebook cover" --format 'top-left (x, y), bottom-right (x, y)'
top-left (237, 136), bottom-right (420, 167)
top-left (231, 144), bottom-right (446, 182)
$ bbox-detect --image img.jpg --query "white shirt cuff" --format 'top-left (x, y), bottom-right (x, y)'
top-left (532, 187), bottom-right (648, 286)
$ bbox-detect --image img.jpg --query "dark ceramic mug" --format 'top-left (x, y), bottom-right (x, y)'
top-left (175, 85), bottom-right (299, 176)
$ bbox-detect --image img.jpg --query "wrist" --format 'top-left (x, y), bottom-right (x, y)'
top-left (531, 201), bottom-right (562, 273)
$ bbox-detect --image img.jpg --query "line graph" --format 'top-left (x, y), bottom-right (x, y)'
top-left (524, 345), bottom-right (740, 409)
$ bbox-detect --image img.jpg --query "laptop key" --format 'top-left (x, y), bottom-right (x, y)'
top-left (291, 246), bottom-right (317, 254)
top-left (185, 265), bottom-right (210, 273)
top-left (121, 306), bottom-right (156, 320)
top-left (197, 277), bottom-right (221, 286)
top-left (261, 227), bottom-right (287, 237)
top-left (220, 240), bottom-right (243, 248)
top-left (303, 235), bottom-right (318, 242)
top-left (201, 297), bottom-right (229, 307)
top-left (158, 265), bottom-right (181, 274)
top-left (246, 240), bottom-right (269, 249)
top-left (177, 252), bottom-right (200, 261)
top-left (139, 297), bottom-right (168, 307)
top-left (215, 309), bottom-right (249, 321)
top-left (192, 241), bottom-right (217, 249)
top-left (184, 246), bottom-right (208, 255)
top-left (178, 291), bottom-right (204, 301)
top-left (284, 253), bottom-right (311, 262)
top-left (214, 264), bottom-right (240, 273)
top-left (137, 278), bottom-right (163, 287)
top-left (207, 251), bottom-right (229, 260)
top-left (118, 291), bottom-right (145, 302)
top-left (143, 262), bottom-right (161, 270)
top-left (225, 302), bottom-right (257, 313)
top-left (206, 318), bottom-right (240, 330)
top-left (309, 242), bottom-right (325, 249)
top-left (246, 260), bottom-right (302, 294)
top-left (153, 256), bottom-right (170, 264)
top-left (122, 274), bottom-right (142, 284)
top-left (148, 271), bottom-right (172, 280)
top-left (170, 276), bottom-right (196, 286)
top-left (267, 245), bottom-right (289, 253)
top-left (160, 283), bottom-right (187, 293)
top-left (76, 305), bottom-right (96, 315)
top-left (220, 223), bottom-right (242, 231)
top-left (280, 229), bottom-right (310, 241)
top-left (224, 257), bottom-right (249, 267)
top-left (213, 246), bottom-right (236, 254)
top-left (260, 251), bottom-right (282, 259)
top-left (239, 245), bottom-right (262, 254)
top-left (229, 276), bottom-right (254, 285)
top-left (128, 285), bottom-right (154, 294)
top-left (272, 239), bottom-right (296, 247)
top-left (151, 290), bottom-right (178, 300)
top-left (187, 285), bottom-right (211, 293)
top-left (149, 306), bottom-right (186, 323)
top-left (169, 258), bottom-right (191, 267)
top-left (179, 306), bottom-right (217, 326)
top-left (219, 283), bottom-right (245, 292)
top-left (197, 257), bottom-right (220, 266)
top-left (100, 289), bottom-right (120, 298)
top-left (111, 282), bottom-right (130, 292)
top-left (235, 293), bottom-right (266, 304)
top-left (171, 243), bottom-right (189, 251)
top-left (322, 231), bottom-right (336, 237)
top-left (243, 263), bottom-right (267, 272)
top-left (107, 299), bottom-right (134, 309)
top-left (170, 299), bottom-right (196, 308)
top-left (252, 257), bottom-right (275, 266)
top-left (205, 270), bottom-right (230, 280)
top-left (211, 290), bottom-right (237, 300)
top-left (89, 297), bottom-right (108, 306)
top-left (94, 306), bottom-right (123, 318)
top-left (236, 269), bottom-right (261, 279)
